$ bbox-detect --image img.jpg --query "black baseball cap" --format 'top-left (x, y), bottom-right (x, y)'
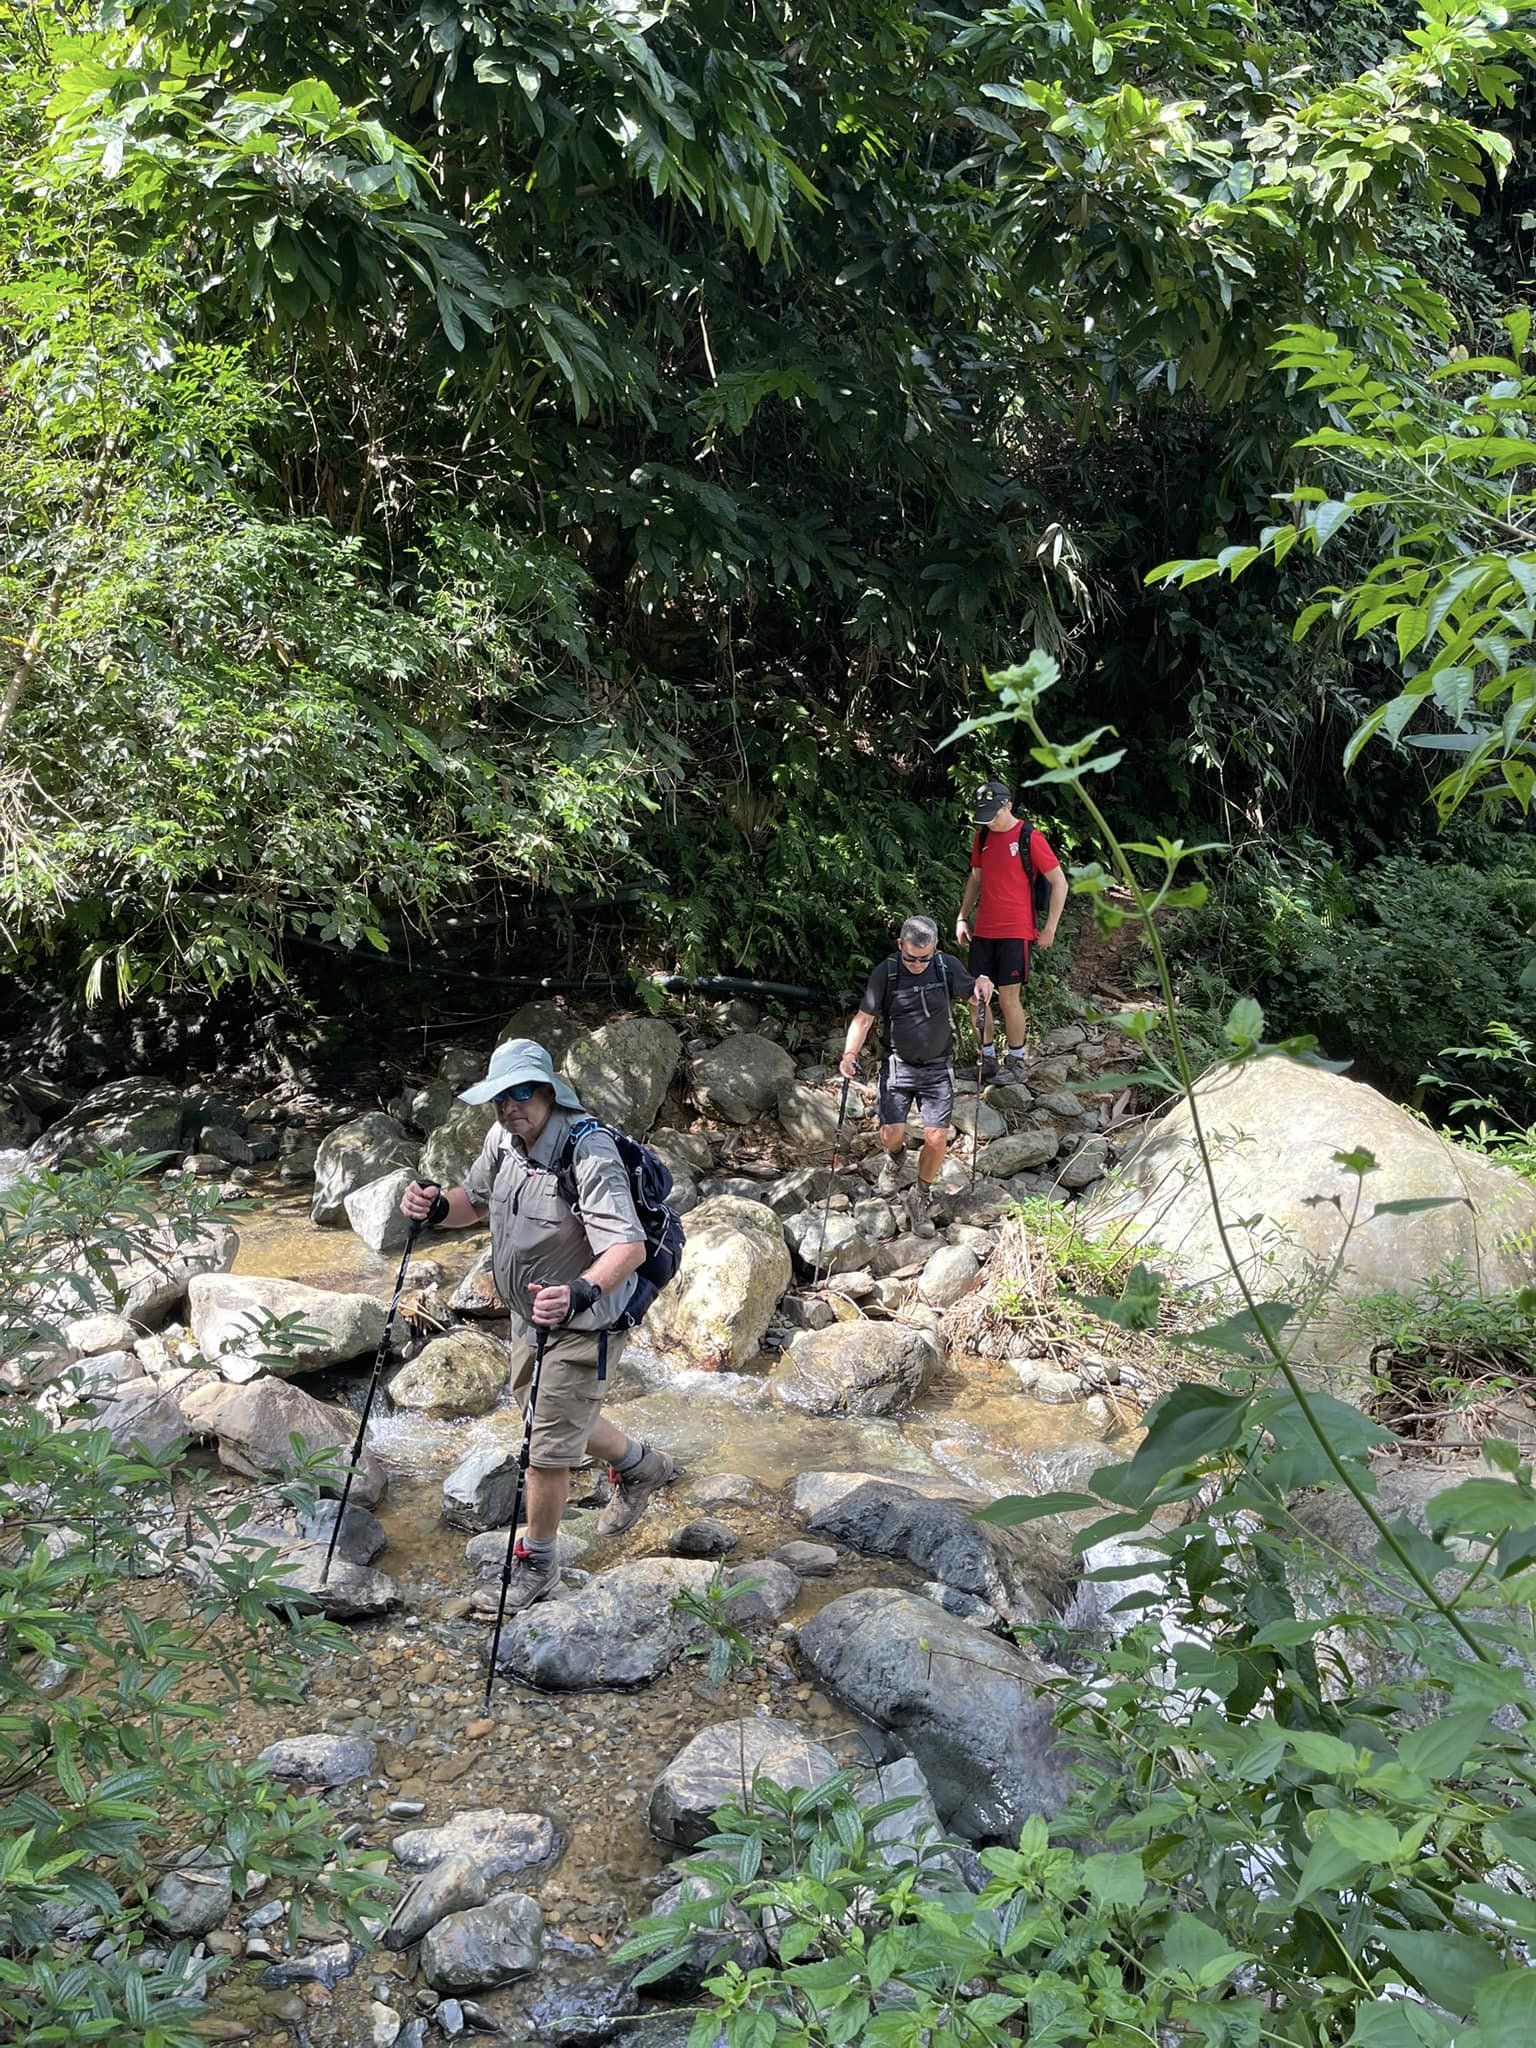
top-left (971, 779), bottom-right (1011, 826)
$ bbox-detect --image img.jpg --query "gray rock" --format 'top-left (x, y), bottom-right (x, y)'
top-left (312, 1113), bottom-right (419, 1226)
top-left (442, 1445), bottom-right (520, 1531)
top-left (384, 1852), bottom-right (488, 1951)
top-left (494, 1558), bottom-right (718, 1688)
top-left (869, 1231), bottom-right (941, 1276)
top-left (1036, 1090), bottom-right (1087, 1119)
top-left (63, 1379), bottom-right (186, 1461)
top-left (853, 1754), bottom-right (960, 1878)
top-left (790, 1467), bottom-right (962, 1519)
top-left (65, 1311), bottom-right (139, 1358)
top-left (259, 1940), bottom-right (359, 1988)
top-left (420, 1102), bottom-right (498, 1190)
top-left (649, 1129), bottom-right (714, 1179)
top-left (719, 1559), bottom-right (801, 1625)
top-left (257, 1732), bottom-right (376, 1787)
top-left (944, 1178), bottom-right (1016, 1227)
top-left (775, 1078), bottom-right (843, 1147)
top-left (918, 1244), bottom-right (981, 1308)
top-left (922, 1581), bottom-right (1006, 1629)
top-left (344, 1168), bottom-right (420, 1254)
top-left (827, 1268), bottom-right (877, 1301)
top-left (806, 1478), bottom-right (1071, 1625)
top-left (56, 1348), bottom-right (143, 1394)
top-left (649, 1718), bottom-right (838, 1848)
top-left (797, 1589), bottom-right (1077, 1841)
top-left (668, 1518), bottom-right (737, 1558)
top-left (188, 1272), bottom-right (386, 1382)
top-left (771, 1540), bottom-right (838, 1576)
top-left (371, 2000), bottom-right (402, 2048)
top-left (151, 1852), bottom-right (233, 1937)
top-left (563, 1019), bottom-right (681, 1134)
top-left (645, 1196), bottom-right (791, 1370)
top-left (268, 1542), bottom-right (401, 1621)
top-left (497, 1001), bottom-right (586, 1064)
top-left (302, 1498), bottom-right (387, 1567)
top-left (112, 1219), bottom-right (239, 1329)
top-left (984, 1081), bottom-right (1035, 1115)
top-left (691, 1035), bottom-right (797, 1122)
top-left (448, 1249), bottom-right (504, 1318)
top-left (1030, 1057), bottom-right (1074, 1087)
top-left (853, 1198), bottom-right (900, 1242)
top-left (521, 1969), bottom-right (641, 2043)
top-left (638, 1874), bottom-right (771, 1995)
top-left (950, 1098), bottom-right (1005, 1141)
top-left (699, 1174), bottom-right (775, 1205)
top-left (389, 1328), bottom-right (507, 1419)
top-left (465, 1523), bottom-right (590, 1574)
top-left (179, 1376), bottom-right (386, 1506)
top-left (420, 1893), bottom-right (543, 1993)
top-left (771, 1322), bottom-right (940, 1418)
top-left (1044, 1025), bottom-right (1088, 1051)
top-left (784, 1209), bottom-right (871, 1277)
top-left (691, 1473), bottom-right (758, 1505)
top-left (778, 1294), bottom-right (835, 1332)
top-left (29, 1076), bottom-right (190, 1169)
top-left (1056, 1140), bottom-right (1110, 1190)
top-left (391, 1809), bottom-right (558, 1883)
top-left (764, 1166), bottom-right (834, 1218)
top-left (975, 1131), bottom-right (1060, 1177)
top-left (200, 1123), bottom-right (252, 1165)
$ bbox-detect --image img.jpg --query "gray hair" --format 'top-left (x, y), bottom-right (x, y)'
top-left (899, 915), bottom-right (939, 949)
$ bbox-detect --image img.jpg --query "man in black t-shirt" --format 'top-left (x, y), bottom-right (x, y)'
top-left (838, 916), bottom-right (994, 1237)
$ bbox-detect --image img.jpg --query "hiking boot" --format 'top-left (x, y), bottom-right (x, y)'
top-left (469, 1541), bottom-right (561, 1617)
top-left (597, 1445), bottom-right (678, 1537)
top-left (1003, 1046), bottom-right (1029, 1077)
top-left (875, 1152), bottom-right (904, 1198)
top-left (979, 1044), bottom-right (999, 1081)
top-left (903, 1182), bottom-right (938, 1239)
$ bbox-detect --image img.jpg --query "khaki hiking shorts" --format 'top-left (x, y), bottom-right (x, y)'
top-left (508, 1326), bottom-right (627, 1469)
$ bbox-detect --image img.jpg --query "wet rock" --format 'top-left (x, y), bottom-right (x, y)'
top-left (784, 1209), bottom-right (871, 1276)
top-left (923, 1581), bottom-right (1006, 1629)
top-left (448, 1250), bottom-right (505, 1318)
top-left (853, 1754), bottom-right (959, 1878)
top-left (494, 1557), bottom-right (718, 1688)
top-left (65, 1311), bottom-right (139, 1358)
top-left (691, 1473), bottom-right (758, 1506)
top-left (420, 1893), bottom-right (543, 1993)
top-left (267, 1542), bottom-right (401, 1621)
top-left (797, 1589), bottom-right (1077, 1841)
top-left (950, 1098), bottom-right (1005, 1142)
top-left (719, 1559), bottom-right (800, 1625)
top-left (384, 1852), bottom-right (487, 1951)
top-left (312, 1113), bottom-right (419, 1226)
top-left (649, 1718), bottom-right (838, 1848)
top-left (642, 1877), bottom-right (768, 1996)
top-left (345, 1168), bottom-right (420, 1255)
top-left (302, 1498), bottom-right (388, 1567)
top-left (762, 1165), bottom-right (834, 1219)
top-left (771, 1540), bottom-right (837, 1576)
top-left (371, 2000), bottom-right (402, 2048)
top-left (668, 1518), bottom-right (737, 1558)
top-left (1013, 1362), bottom-right (1083, 1403)
top-left (259, 1940), bottom-right (359, 1988)
top-left (389, 1328), bottom-right (507, 1419)
top-left (771, 1322), bottom-right (940, 1418)
top-left (645, 1196), bottom-right (791, 1371)
top-left (522, 1970), bottom-right (642, 2044)
top-left (188, 1272), bottom-right (386, 1381)
top-left (563, 1020), bottom-right (681, 1135)
top-left (464, 1525), bottom-right (591, 1575)
top-left (975, 1131), bottom-right (1060, 1177)
top-left (775, 1078), bottom-right (842, 1147)
top-left (442, 1445), bottom-right (521, 1531)
top-left (918, 1244), bottom-right (980, 1308)
top-left (257, 1733), bottom-right (376, 1787)
top-left (392, 1809), bottom-right (558, 1885)
top-left (790, 1467), bottom-right (959, 1519)
top-left (180, 1377), bottom-right (386, 1505)
top-left (691, 1035), bottom-right (797, 1123)
top-left (805, 1478), bottom-right (1071, 1626)
top-left (63, 1378), bottom-right (186, 1460)
top-left (152, 1851), bottom-right (233, 1937)
top-left (420, 1103), bottom-right (497, 1190)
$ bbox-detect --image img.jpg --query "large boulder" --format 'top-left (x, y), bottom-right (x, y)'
top-left (494, 1558), bottom-right (717, 1688)
top-left (562, 1019), bottom-right (682, 1134)
top-left (770, 1322), bottom-right (940, 1419)
top-left (96, 1218), bottom-right (238, 1330)
top-left (28, 1077), bottom-right (191, 1168)
top-left (1084, 1058), bottom-right (1536, 1376)
top-left (497, 1001), bottom-right (585, 1066)
top-left (805, 1478), bottom-right (1072, 1626)
top-left (775, 1079), bottom-right (843, 1148)
top-left (645, 1196), bottom-right (791, 1370)
top-left (797, 1589), bottom-right (1077, 1841)
top-left (180, 1376), bottom-right (386, 1505)
top-left (311, 1113), bottom-right (419, 1227)
top-left (691, 1035), bottom-right (797, 1123)
top-left (648, 1719), bottom-right (838, 1849)
top-left (420, 1894), bottom-right (544, 1993)
top-left (188, 1273), bottom-right (386, 1381)
top-left (344, 1168), bottom-right (419, 1255)
top-left (918, 1244), bottom-right (981, 1308)
top-left (388, 1328), bottom-right (506, 1419)
top-left (64, 1378), bottom-right (187, 1461)
top-left (420, 1101), bottom-right (497, 1189)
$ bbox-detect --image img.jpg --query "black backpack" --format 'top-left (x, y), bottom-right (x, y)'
top-left (978, 821), bottom-right (1052, 927)
top-left (880, 953), bottom-right (956, 1053)
top-left (555, 1116), bottom-right (684, 1375)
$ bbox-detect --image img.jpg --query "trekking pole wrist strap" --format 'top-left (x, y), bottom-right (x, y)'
top-left (566, 1276), bottom-right (601, 1321)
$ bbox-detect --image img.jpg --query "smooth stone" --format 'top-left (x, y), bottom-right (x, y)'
top-left (918, 1244), bottom-right (981, 1308)
top-left (257, 1733), bottom-right (376, 1787)
top-left (384, 1853), bottom-right (488, 1951)
top-left (420, 1894), bottom-right (543, 1993)
top-left (391, 1809), bottom-right (559, 1883)
top-left (188, 1273), bottom-right (385, 1381)
top-left (648, 1718), bottom-right (838, 1849)
top-left (771, 1321), bottom-right (940, 1418)
top-left (389, 1328), bottom-right (507, 1419)
top-left (667, 1518), bottom-right (737, 1558)
top-left (312, 1113), bottom-right (419, 1226)
top-left (771, 1541), bottom-right (838, 1576)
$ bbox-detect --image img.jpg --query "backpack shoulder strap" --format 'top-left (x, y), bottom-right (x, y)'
top-left (879, 955), bottom-right (900, 1022)
top-left (555, 1115), bottom-right (606, 1206)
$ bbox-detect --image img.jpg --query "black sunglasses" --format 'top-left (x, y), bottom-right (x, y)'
top-left (899, 946), bottom-right (936, 965)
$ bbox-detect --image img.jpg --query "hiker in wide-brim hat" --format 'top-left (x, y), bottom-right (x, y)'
top-left (401, 1037), bottom-right (679, 1612)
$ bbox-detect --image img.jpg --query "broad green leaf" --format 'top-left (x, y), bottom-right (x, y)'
top-left (1069, 1263), bottom-right (1162, 1333)
top-left (1108, 1384), bottom-right (1253, 1504)
top-left (1382, 1929), bottom-right (1503, 2017)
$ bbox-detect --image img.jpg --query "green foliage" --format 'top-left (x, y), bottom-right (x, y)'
top-left (672, 1567), bottom-right (762, 1691)
top-left (0, 1158), bottom-right (387, 2047)
top-left (1347, 1260), bottom-right (1536, 1426)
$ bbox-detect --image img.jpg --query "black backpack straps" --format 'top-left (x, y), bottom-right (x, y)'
top-left (555, 1114), bottom-right (605, 1211)
top-left (879, 954), bottom-right (900, 1029)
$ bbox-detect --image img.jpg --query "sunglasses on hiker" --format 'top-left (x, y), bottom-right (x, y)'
top-left (899, 945), bottom-right (936, 966)
top-left (494, 1081), bottom-right (542, 1105)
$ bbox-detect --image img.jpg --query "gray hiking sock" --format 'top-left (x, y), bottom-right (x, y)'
top-left (517, 1536), bottom-right (557, 1565)
top-left (614, 1438), bottom-right (647, 1476)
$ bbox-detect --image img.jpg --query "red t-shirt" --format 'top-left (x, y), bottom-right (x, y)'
top-left (969, 823), bottom-right (1059, 940)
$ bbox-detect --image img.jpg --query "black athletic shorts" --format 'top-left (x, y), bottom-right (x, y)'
top-left (968, 936), bottom-right (1030, 987)
top-left (877, 1056), bottom-right (954, 1131)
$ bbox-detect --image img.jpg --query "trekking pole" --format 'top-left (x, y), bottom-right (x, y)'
top-left (971, 996), bottom-right (985, 1192)
top-left (321, 1216), bottom-right (421, 1585)
top-left (812, 1076), bottom-right (852, 1285)
top-left (484, 1325), bottom-right (549, 1712)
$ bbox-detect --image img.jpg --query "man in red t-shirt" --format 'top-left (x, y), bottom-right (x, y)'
top-left (955, 779), bottom-right (1068, 1077)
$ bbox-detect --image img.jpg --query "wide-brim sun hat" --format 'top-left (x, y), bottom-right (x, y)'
top-left (457, 1037), bottom-right (583, 1110)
